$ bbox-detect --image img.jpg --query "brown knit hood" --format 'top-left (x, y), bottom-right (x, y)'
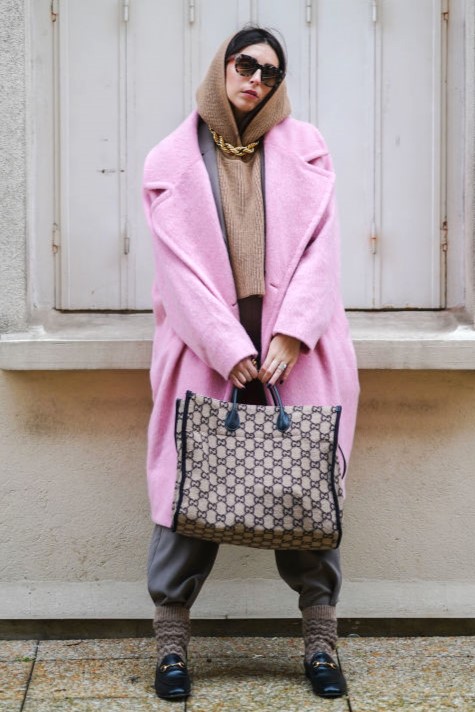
top-left (196, 37), bottom-right (291, 146)
top-left (195, 37), bottom-right (291, 300)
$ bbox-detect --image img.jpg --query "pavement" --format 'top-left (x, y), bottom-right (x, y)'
top-left (1, 635), bottom-right (474, 711)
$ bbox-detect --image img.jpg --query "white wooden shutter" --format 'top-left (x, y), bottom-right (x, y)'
top-left (377, 0), bottom-right (444, 308)
top-left (56, 0), bottom-right (127, 309)
top-left (127, 0), bottom-right (188, 309)
top-left (314, 0), bottom-right (375, 308)
top-left (316, 0), bottom-right (444, 308)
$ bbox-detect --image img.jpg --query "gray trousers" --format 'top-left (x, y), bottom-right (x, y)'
top-left (147, 525), bottom-right (342, 612)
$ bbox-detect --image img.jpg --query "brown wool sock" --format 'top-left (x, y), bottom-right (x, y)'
top-left (302, 605), bottom-right (338, 663)
top-left (153, 605), bottom-right (191, 662)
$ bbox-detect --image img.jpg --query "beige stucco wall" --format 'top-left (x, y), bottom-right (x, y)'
top-left (1, 369), bottom-right (474, 619)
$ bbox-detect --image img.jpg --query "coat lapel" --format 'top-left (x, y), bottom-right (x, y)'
top-left (263, 132), bottom-right (335, 290)
top-left (146, 114), bottom-right (237, 306)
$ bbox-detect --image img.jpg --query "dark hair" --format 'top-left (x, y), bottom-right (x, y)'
top-left (224, 26), bottom-right (287, 75)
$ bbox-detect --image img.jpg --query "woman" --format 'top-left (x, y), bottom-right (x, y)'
top-left (143, 27), bottom-right (359, 701)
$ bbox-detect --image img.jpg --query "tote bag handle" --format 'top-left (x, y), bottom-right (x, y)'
top-left (224, 384), bottom-right (291, 433)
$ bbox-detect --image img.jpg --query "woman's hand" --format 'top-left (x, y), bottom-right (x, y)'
top-left (259, 334), bottom-right (301, 386)
top-left (229, 357), bottom-right (259, 389)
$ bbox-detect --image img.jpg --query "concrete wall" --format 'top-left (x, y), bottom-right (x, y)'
top-left (0, 0), bottom-right (27, 332)
top-left (1, 369), bottom-right (474, 619)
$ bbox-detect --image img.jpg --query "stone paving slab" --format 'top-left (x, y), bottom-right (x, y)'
top-left (0, 640), bottom-right (37, 662)
top-left (187, 638), bottom-right (349, 711)
top-left (22, 698), bottom-right (182, 711)
top-left (36, 638), bottom-right (155, 661)
top-left (338, 636), bottom-right (475, 659)
top-left (346, 696), bottom-right (474, 712)
top-left (26, 659), bottom-right (158, 702)
top-left (188, 676), bottom-right (349, 712)
top-left (188, 661), bottom-right (348, 711)
top-left (188, 635), bottom-right (304, 660)
top-left (0, 661), bottom-right (34, 706)
top-left (339, 636), bottom-right (475, 712)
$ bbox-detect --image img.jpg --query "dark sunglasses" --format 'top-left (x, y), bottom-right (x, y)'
top-left (234, 53), bottom-right (284, 88)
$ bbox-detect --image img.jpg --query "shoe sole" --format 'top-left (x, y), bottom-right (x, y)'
top-left (156, 690), bottom-right (191, 700)
top-left (317, 691), bottom-right (347, 699)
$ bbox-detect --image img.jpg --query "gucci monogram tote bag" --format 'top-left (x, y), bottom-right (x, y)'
top-left (171, 385), bottom-right (344, 549)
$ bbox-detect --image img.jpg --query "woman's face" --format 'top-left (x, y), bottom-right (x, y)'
top-left (225, 43), bottom-right (280, 121)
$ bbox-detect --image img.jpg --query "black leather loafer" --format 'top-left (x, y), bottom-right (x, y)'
top-left (154, 653), bottom-right (191, 700)
top-left (304, 651), bottom-right (347, 699)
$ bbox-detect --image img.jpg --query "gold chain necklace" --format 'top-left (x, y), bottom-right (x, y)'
top-left (208, 127), bottom-right (259, 157)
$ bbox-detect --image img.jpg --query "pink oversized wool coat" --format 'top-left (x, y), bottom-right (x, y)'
top-left (143, 111), bottom-right (360, 528)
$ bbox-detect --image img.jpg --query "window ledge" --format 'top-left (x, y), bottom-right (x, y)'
top-left (0, 311), bottom-right (474, 370)
top-left (349, 310), bottom-right (475, 369)
top-left (0, 314), bottom-right (154, 370)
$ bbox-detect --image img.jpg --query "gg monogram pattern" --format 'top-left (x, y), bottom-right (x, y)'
top-left (172, 391), bottom-right (343, 550)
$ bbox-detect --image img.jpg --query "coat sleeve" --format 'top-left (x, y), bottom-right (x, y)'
top-left (143, 187), bottom-right (258, 380)
top-left (271, 154), bottom-right (341, 352)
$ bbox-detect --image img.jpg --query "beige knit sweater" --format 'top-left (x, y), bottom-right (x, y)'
top-left (196, 38), bottom-right (291, 299)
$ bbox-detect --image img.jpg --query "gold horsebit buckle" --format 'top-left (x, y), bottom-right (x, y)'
top-left (312, 661), bottom-right (338, 670)
top-left (159, 661), bottom-right (186, 672)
